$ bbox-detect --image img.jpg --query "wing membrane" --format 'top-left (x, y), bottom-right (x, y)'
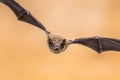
top-left (0, 0), bottom-right (50, 33)
top-left (70, 36), bottom-right (120, 53)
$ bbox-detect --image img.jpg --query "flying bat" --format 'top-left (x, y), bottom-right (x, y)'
top-left (1, 0), bottom-right (120, 54)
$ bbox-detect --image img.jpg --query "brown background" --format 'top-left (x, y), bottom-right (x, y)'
top-left (0, 0), bottom-right (120, 80)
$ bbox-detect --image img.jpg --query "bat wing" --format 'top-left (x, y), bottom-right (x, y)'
top-left (0, 0), bottom-right (50, 33)
top-left (70, 36), bottom-right (120, 53)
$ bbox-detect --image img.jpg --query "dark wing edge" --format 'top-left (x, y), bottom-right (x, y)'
top-left (0, 0), bottom-right (50, 34)
top-left (70, 36), bottom-right (120, 54)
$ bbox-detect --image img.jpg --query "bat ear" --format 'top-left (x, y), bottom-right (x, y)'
top-left (48, 38), bottom-right (54, 47)
top-left (48, 38), bottom-right (53, 43)
top-left (60, 39), bottom-right (66, 48)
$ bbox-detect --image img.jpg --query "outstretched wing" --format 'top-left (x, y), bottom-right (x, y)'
top-left (70, 36), bottom-right (120, 53)
top-left (0, 0), bottom-right (50, 33)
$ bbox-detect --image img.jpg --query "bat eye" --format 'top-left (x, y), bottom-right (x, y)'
top-left (61, 39), bottom-right (66, 48)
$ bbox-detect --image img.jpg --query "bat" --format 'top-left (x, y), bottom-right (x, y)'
top-left (1, 0), bottom-right (120, 54)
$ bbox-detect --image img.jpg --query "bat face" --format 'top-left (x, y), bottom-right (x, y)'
top-left (47, 35), bottom-right (68, 54)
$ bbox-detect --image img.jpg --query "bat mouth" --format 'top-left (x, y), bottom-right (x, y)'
top-left (54, 48), bottom-right (59, 52)
top-left (52, 48), bottom-right (61, 54)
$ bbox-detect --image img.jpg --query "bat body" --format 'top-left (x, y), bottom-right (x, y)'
top-left (1, 0), bottom-right (120, 54)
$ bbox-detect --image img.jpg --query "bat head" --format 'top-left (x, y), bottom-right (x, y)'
top-left (47, 34), bottom-right (69, 54)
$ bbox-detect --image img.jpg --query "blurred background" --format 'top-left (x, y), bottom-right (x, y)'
top-left (0, 0), bottom-right (120, 80)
